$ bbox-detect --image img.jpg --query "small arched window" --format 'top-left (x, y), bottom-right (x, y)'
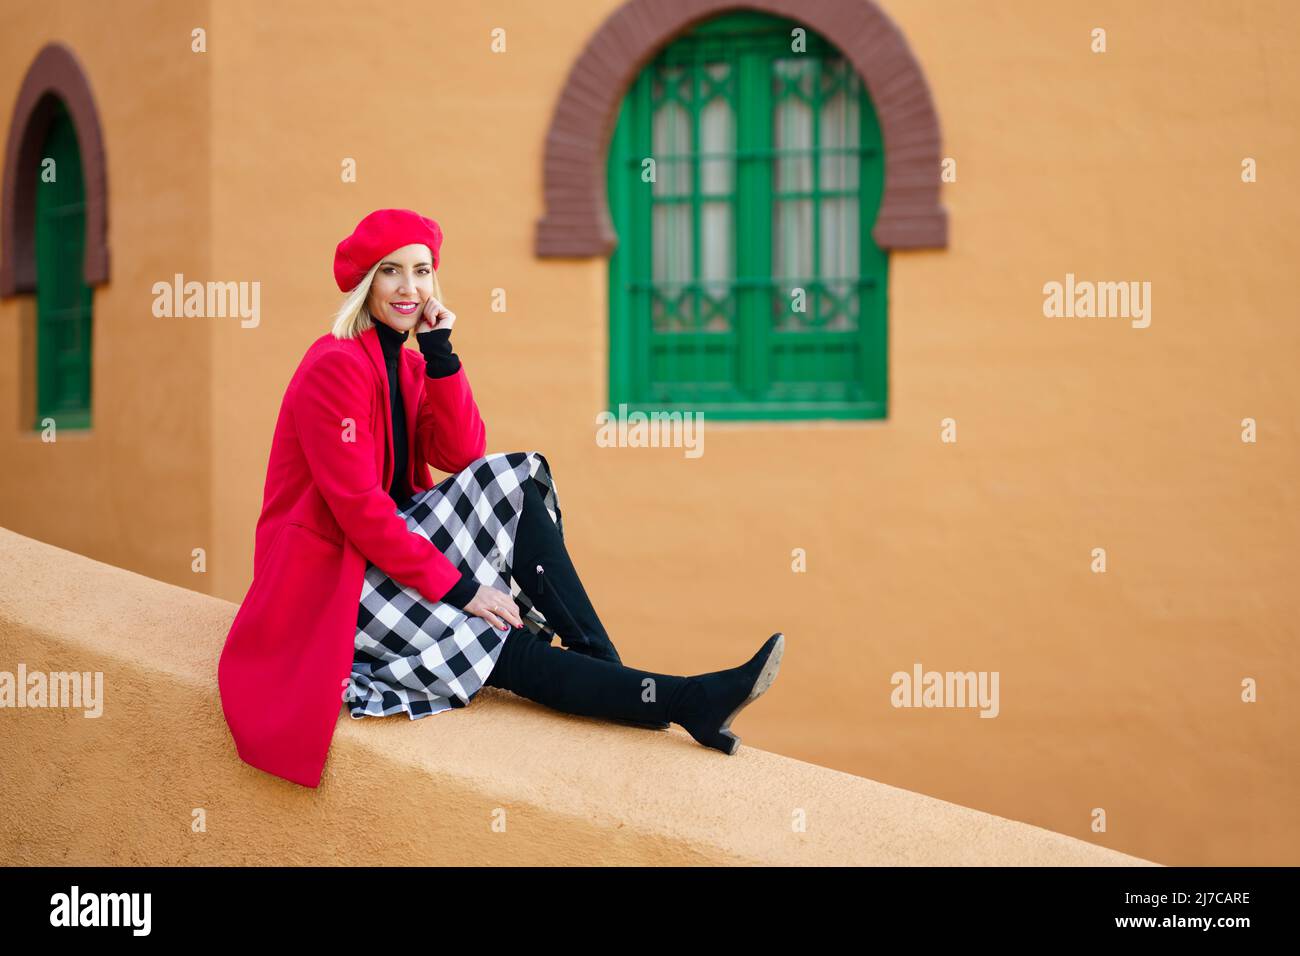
top-left (1, 42), bottom-right (108, 432)
top-left (34, 98), bottom-right (94, 429)
top-left (607, 10), bottom-right (887, 420)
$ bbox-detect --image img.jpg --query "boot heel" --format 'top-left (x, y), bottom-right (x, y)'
top-left (678, 633), bottom-right (784, 756)
top-left (699, 727), bottom-right (741, 755)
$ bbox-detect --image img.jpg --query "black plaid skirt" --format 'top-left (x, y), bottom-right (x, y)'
top-left (344, 450), bottom-right (563, 720)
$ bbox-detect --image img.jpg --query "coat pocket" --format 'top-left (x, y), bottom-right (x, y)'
top-left (287, 520), bottom-right (345, 549)
top-left (246, 523), bottom-right (348, 643)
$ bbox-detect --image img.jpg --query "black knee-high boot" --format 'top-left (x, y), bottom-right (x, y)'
top-left (484, 630), bottom-right (788, 756)
top-left (510, 476), bottom-right (623, 665)
top-left (484, 629), bottom-right (689, 728)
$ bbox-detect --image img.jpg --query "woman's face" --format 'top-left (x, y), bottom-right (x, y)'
top-left (365, 243), bottom-right (435, 332)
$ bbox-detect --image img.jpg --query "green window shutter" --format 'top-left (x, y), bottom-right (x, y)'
top-left (608, 11), bottom-right (887, 421)
top-left (35, 99), bottom-right (94, 430)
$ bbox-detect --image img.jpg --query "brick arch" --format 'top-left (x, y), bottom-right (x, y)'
top-left (535, 0), bottom-right (948, 258)
top-left (0, 41), bottom-right (110, 296)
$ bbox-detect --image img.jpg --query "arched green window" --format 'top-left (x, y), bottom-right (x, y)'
top-left (608, 10), bottom-right (887, 421)
top-left (35, 98), bottom-right (94, 429)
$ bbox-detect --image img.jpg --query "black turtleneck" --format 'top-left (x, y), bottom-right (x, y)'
top-left (373, 318), bottom-right (479, 610)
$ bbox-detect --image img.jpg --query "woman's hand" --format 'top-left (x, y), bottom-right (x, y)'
top-left (464, 584), bottom-right (524, 632)
top-left (416, 296), bottom-right (456, 334)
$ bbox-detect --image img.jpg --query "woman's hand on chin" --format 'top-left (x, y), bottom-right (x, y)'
top-left (417, 296), bottom-right (456, 333)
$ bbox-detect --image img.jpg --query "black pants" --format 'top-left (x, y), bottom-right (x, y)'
top-left (484, 476), bottom-right (689, 725)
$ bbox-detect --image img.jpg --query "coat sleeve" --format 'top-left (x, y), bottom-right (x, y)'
top-left (413, 351), bottom-right (488, 475)
top-left (293, 349), bottom-right (464, 603)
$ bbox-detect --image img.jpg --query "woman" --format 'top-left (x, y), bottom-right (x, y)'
top-left (217, 208), bottom-right (784, 789)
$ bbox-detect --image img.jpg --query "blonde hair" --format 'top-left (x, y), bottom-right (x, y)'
top-left (331, 259), bottom-right (445, 339)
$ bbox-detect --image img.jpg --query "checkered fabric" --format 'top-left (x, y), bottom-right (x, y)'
top-left (344, 450), bottom-right (563, 720)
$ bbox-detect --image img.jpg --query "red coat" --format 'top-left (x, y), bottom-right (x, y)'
top-left (218, 322), bottom-right (487, 788)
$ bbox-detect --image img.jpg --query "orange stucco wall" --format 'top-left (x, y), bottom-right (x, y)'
top-left (0, 525), bottom-right (1158, 866)
top-left (2, 0), bottom-right (1297, 866)
top-left (0, 0), bottom-right (213, 585)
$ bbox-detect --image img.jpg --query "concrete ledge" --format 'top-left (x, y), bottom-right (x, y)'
top-left (0, 527), bottom-right (1157, 865)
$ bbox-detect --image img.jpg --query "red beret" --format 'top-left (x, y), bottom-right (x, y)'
top-left (333, 208), bottom-right (444, 292)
